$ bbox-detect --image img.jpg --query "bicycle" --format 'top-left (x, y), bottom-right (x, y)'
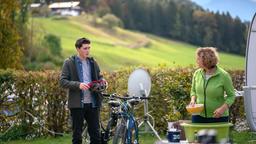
top-left (82, 93), bottom-right (120, 144)
top-left (108, 93), bottom-right (148, 144)
top-left (82, 93), bottom-right (148, 144)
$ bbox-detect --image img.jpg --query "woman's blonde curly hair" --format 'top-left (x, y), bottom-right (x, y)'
top-left (196, 47), bottom-right (219, 69)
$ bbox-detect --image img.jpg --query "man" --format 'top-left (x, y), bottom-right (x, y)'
top-left (60, 37), bottom-right (105, 144)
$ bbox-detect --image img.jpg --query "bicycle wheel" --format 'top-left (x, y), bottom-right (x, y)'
top-left (102, 118), bottom-right (116, 143)
top-left (112, 123), bottom-right (126, 144)
top-left (82, 121), bottom-right (90, 144)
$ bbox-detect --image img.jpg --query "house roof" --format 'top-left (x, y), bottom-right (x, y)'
top-left (30, 3), bottom-right (41, 8)
top-left (49, 1), bottom-right (80, 9)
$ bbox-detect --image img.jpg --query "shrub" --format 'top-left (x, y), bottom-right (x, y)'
top-left (42, 34), bottom-right (62, 56)
top-left (0, 70), bottom-right (68, 141)
top-left (31, 4), bottom-right (51, 17)
top-left (104, 66), bottom-right (245, 133)
top-left (0, 67), bottom-right (245, 140)
top-left (101, 14), bottom-right (124, 29)
top-left (23, 34), bottom-right (63, 70)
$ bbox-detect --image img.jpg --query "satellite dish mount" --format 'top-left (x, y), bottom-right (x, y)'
top-left (128, 68), bottom-right (161, 140)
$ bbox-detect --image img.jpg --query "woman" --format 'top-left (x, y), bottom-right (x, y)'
top-left (190, 47), bottom-right (235, 123)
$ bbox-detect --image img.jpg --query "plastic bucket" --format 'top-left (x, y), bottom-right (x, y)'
top-left (180, 122), bottom-right (233, 142)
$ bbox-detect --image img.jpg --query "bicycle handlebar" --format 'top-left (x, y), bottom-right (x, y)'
top-left (102, 93), bottom-right (149, 100)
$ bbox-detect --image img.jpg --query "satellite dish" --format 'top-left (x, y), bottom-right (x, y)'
top-left (128, 68), bottom-right (151, 97)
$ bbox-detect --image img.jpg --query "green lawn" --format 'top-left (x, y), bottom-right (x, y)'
top-left (3, 134), bottom-right (156, 144)
top-left (32, 15), bottom-right (245, 71)
top-left (3, 131), bottom-right (256, 144)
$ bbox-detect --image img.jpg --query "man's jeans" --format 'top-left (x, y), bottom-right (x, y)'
top-left (70, 104), bottom-right (101, 144)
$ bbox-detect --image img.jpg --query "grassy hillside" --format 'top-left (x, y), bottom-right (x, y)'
top-left (33, 15), bottom-right (245, 71)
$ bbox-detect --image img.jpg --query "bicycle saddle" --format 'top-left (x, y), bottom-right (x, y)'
top-left (108, 100), bottom-right (120, 107)
top-left (128, 99), bottom-right (140, 106)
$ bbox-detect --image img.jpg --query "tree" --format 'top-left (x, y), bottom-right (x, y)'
top-left (80, 0), bottom-right (98, 12)
top-left (166, 0), bottom-right (178, 37)
top-left (172, 13), bottom-right (182, 39)
top-left (18, 0), bottom-right (31, 65)
top-left (96, 0), bottom-right (111, 17)
top-left (0, 0), bottom-right (23, 69)
top-left (232, 17), bottom-right (246, 55)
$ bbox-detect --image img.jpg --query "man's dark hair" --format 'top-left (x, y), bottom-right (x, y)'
top-left (75, 37), bottom-right (90, 49)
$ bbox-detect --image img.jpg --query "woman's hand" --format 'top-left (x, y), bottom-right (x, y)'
top-left (213, 103), bottom-right (229, 118)
top-left (189, 96), bottom-right (196, 107)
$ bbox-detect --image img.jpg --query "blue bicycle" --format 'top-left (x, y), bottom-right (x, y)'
top-left (104, 93), bottom-right (148, 144)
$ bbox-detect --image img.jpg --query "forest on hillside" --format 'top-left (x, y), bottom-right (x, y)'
top-left (35, 0), bottom-right (248, 55)
top-left (109, 0), bottom-right (248, 55)
top-left (0, 0), bottom-right (248, 70)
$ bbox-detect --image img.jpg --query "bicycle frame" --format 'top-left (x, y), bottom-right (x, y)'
top-left (82, 94), bottom-right (120, 144)
top-left (101, 101), bottom-right (119, 143)
top-left (110, 94), bottom-right (148, 144)
top-left (126, 112), bottom-right (139, 143)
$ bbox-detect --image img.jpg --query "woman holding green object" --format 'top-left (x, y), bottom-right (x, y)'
top-left (189, 47), bottom-right (235, 123)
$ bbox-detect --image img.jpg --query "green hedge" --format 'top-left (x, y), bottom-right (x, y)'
top-left (104, 67), bottom-right (245, 133)
top-left (0, 70), bottom-right (68, 141)
top-left (0, 67), bottom-right (245, 140)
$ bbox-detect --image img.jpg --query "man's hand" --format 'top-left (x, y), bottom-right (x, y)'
top-left (90, 79), bottom-right (108, 92)
top-left (79, 83), bottom-right (90, 90)
top-left (213, 103), bottom-right (229, 118)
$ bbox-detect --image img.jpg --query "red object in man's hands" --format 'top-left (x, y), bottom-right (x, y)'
top-left (88, 80), bottom-right (107, 92)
